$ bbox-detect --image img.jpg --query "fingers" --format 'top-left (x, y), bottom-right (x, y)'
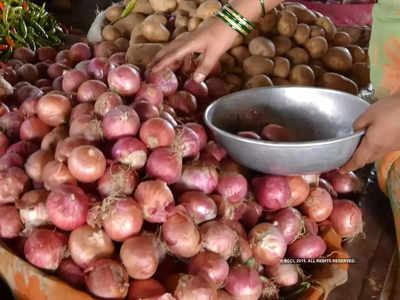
top-left (340, 138), bottom-right (372, 173)
top-left (151, 41), bottom-right (194, 73)
top-left (193, 49), bottom-right (220, 82)
top-left (353, 111), bottom-right (372, 132)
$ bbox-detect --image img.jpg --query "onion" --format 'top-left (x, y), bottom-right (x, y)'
top-left (69, 114), bottom-right (103, 142)
top-left (101, 197), bottom-right (143, 242)
top-left (41, 126), bottom-right (68, 151)
top-left (160, 111), bottom-right (178, 127)
top-left (168, 91), bottom-right (197, 114)
top-left (55, 136), bottom-right (91, 162)
top-left (37, 47), bottom-right (57, 61)
top-left (322, 170), bottom-right (362, 194)
top-left (147, 69), bottom-right (178, 97)
top-left (128, 279), bottom-right (166, 300)
top-left (103, 105), bottom-right (141, 140)
top-left (224, 265), bottom-right (262, 300)
top-left (272, 207), bottom-right (303, 244)
top-left (56, 50), bottom-right (74, 67)
top-left (57, 259), bottom-right (85, 288)
top-left (7, 140), bottom-right (38, 158)
top-left (20, 117), bottom-right (51, 141)
top-left (112, 137), bottom-right (148, 169)
top-left (1, 67), bottom-right (18, 85)
top-left (300, 187), bottom-right (333, 222)
top-left (175, 126), bottom-right (200, 158)
top-left (46, 184), bottom-right (89, 230)
top-left (213, 195), bottom-right (247, 221)
top-left (17, 64), bottom-right (39, 83)
top-left (249, 223), bottom-right (287, 266)
top-left (265, 263), bottom-right (299, 287)
top-left (200, 220), bottom-right (238, 259)
top-left (162, 206), bottom-right (201, 258)
top-left (70, 103), bottom-right (94, 121)
top-left (62, 70), bottom-right (89, 92)
top-left (120, 234), bottom-right (160, 279)
top-left (319, 178), bottom-right (338, 198)
top-left (217, 172), bottom-right (248, 203)
top-left (77, 80), bottom-right (108, 103)
top-left (175, 162), bottom-right (218, 194)
top-left (183, 79), bottom-right (209, 101)
top-left (84, 258), bottom-right (129, 299)
top-left (108, 64), bottom-right (141, 96)
top-left (37, 93), bottom-right (72, 126)
top-left (140, 118), bottom-right (176, 149)
top-left (252, 175), bottom-right (291, 211)
top-left (13, 47), bottom-right (36, 63)
top-left (15, 84), bottom-right (43, 103)
top-left (43, 161), bottom-right (76, 190)
top-left (52, 76), bottom-right (64, 90)
top-left (134, 179), bottom-right (174, 223)
top-left (88, 57), bottom-right (110, 81)
top-left (287, 234), bottom-right (327, 259)
top-left (135, 83), bottom-right (164, 106)
top-left (94, 41), bottom-right (119, 58)
top-left (238, 236), bottom-right (253, 264)
top-left (237, 131), bottom-right (261, 140)
top-left (35, 63), bottom-right (50, 79)
top-left (24, 229), bottom-right (67, 270)
top-left (97, 163), bottom-right (138, 197)
top-left (25, 149), bottom-right (54, 182)
top-left (69, 42), bottom-right (92, 62)
top-left (0, 152), bottom-right (24, 171)
top-left (217, 290), bottom-right (234, 300)
top-left (240, 200), bottom-right (263, 229)
top-left (109, 52), bottom-right (125, 67)
top-left (288, 176), bottom-right (310, 206)
top-left (94, 91), bottom-right (123, 117)
top-left (75, 60), bottom-right (90, 74)
top-left (0, 167), bottom-right (30, 204)
top-left (16, 189), bottom-right (50, 228)
top-left (302, 174), bottom-right (320, 186)
top-left (69, 225), bottom-right (114, 268)
top-left (202, 142), bottom-right (227, 162)
top-left (132, 100), bottom-right (160, 121)
top-left (0, 205), bottom-right (23, 238)
top-left (19, 98), bottom-right (37, 118)
top-left (0, 102), bottom-right (9, 117)
top-left (8, 58), bottom-right (24, 69)
top-left (178, 191), bottom-right (217, 224)
top-left (304, 217), bottom-right (318, 235)
top-left (0, 111), bottom-right (24, 139)
top-left (47, 63), bottom-right (69, 79)
top-left (146, 147), bottom-right (182, 184)
top-left (206, 77), bottom-right (228, 99)
top-left (36, 78), bottom-right (52, 88)
top-left (174, 274), bottom-right (217, 300)
top-left (186, 123), bottom-right (207, 150)
top-left (329, 199), bottom-right (363, 238)
top-left (261, 124), bottom-right (295, 142)
top-left (0, 131), bottom-right (9, 156)
top-left (68, 145), bottom-right (106, 182)
top-left (162, 104), bottom-right (176, 116)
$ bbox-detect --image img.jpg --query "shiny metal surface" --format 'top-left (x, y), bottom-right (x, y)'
top-left (204, 86), bottom-right (370, 175)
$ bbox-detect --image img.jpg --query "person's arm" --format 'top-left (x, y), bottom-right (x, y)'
top-left (151, 0), bottom-right (283, 82)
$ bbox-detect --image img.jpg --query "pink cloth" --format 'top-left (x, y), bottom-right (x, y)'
top-left (290, 0), bottom-right (373, 26)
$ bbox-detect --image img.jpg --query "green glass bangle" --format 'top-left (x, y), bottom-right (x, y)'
top-left (259, 0), bottom-right (266, 16)
top-left (220, 6), bottom-right (252, 34)
top-left (216, 10), bottom-right (248, 36)
top-left (224, 3), bottom-right (256, 31)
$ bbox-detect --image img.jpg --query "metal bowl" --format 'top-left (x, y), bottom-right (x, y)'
top-left (204, 86), bottom-right (370, 175)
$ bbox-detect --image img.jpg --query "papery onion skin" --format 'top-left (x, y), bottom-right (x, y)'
top-left (0, 132), bottom-right (9, 156)
top-left (0, 152), bottom-right (24, 171)
top-left (98, 163), bottom-right (138, 197)
top-left (240, 201), bottom-right (263, 229)
top-left (186, 123), bottom-right (207, 150)
top-left (146, 147), bottom-right (182, 184)
top-left (42, 160), bottom-right (77, 190)
top-left (17, 189), bottom-right (50, 228)
top-left (127, 279), bottom-right (166, 300)
top-left (202, 142), bottom-right (227, 162)
top-left (139, 118), bottom-right (176, 149)
top-left (69, 225), bottom-right (115, 268)
top-left (41, 126), bottom-right (68, 151)
top-left (300, 187), bottom-right (333, 222)
top-left (265, 263), bottom-right (300, 287)
top-left (174, 274), bottom-right (218, 300)
top-left (111, 137), bottom-right (148, 169)
top-left (288, 176), bottom-right (310, 206)
top-left (168, 91), bottom-right (197, 114)
top-left (271, 207), bottom-right (303, 244)
top-left (25, 149), bottom-right (54, 183)
top-left (77, 80), bottom-right (108, 103)
top-left (213, 195), bottom-right (247, 222)
top-left (224, 264), bottom-right (263, 300)
top-left (102, 105), bottom-right (141, 140)
top-left (323, 170), bottom-right (362, 195)
top-left (62, 70), bottom-right (89, 93)
top-left (135, 83), bottom-right (164, 107)
top-left (0, 111), bottom-right (24, 140)
top-left (217, 172), bottom-right (248, 203)
top-left (108, 64), bottom-right (141, 96)
top-left (0, 205), bottom-right (23, 238)
top-left (237, 131), bottom-right (261, 140)
top-left (69, 42), bottom-right (92, 62)
top-left (329, 199), bottom-right (363, 238)
top-left (68, 145), bottom-right (106, 183)
top-left (132, 100), bottom-right (160, 122)
top-left (94, 91), bottom-right (123, 117)
top-left (0, 167), bottom-right (30, 204)
top-left (19, 98), bottom-right (38, 118)
top-left (70, 103), bottom-right (94, 121)
top-left (57, 258), bottom-right (85, 288)
top-left (175, 163), bottom-right (218, 195)
top-left (20, 117), bottom-right (51, 141)
top-left (55, 136), bottom-right (91, 162)
top-left (88, 57), bottom-right (110, 82)
top-left (252, 175), bottom-right (291, 211)
top-left (37, 93), bottom-right (72, 126)
top-left (287, 234), bottom-right (327, 259)
top-left (178, 191), bottom-right (217, 224)
top-left (175, 126), bottom-right (200, 158)
top-left (147, 69), bottom-right (179, 97)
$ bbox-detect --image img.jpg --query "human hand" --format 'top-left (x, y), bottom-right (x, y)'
top-left (340, 94), bottom-right (400, 173)
top-left (150, 17), bottom-right (238, 82)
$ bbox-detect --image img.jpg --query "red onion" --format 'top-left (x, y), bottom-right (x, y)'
top-left (42, 160), bottom-right (76, 190)
top-left (261, 124), bottom-right (295, 142)
top-left (94, 41), bottom-right (119, 58)
top-left (35, 63), bottom-right (50, 79)
top-left (319, 178), bottom-right (338, 198)
top-left (178, 191), bottom-right (217, 224)
top-left (68, 145), bottom-right (106, 182)
top-left (77, 80), bottom-right (108, 102)
top-left (47, 63), bottom-right (69, 79)
top-left (135, 83), bottom-right (164, 106)
top-left (0, 152), bottom-right (24, 171)
top-left (0, 102), bottom-right (9, 117)
top-left (304, 217), bottom-right (318, 235)
top-left (57, 259), bottom-right (85, 288)
top-left (147, 69), bottom-right (178, 97)
top-left (97, 163), bottom-right (138, 197)
top-left (134, 179), bottom-right (175, 223)
top-left (0, 205), bottom-right (23, 238)
top-left (132, 100), bottom-right (160, 121)
top-left (175, 162), bottom-right (218, 194)
top-left (35, 78), bottom-right (52, 88)
top-left (108, 64), bottom-right (141, 96)
top-left (62, 70), bottom-right (89, 92)
top-left (0, 111), bottom-right (24, 139)
top-left (37, 47), bottom-right (57, 61)
top-left (37, 93), bottom-right (71, 126)
top-left (300, 187), bottom-right (333, 222)
top-left (240, 200), bottom-right (263, 229)
top-left (0, 167), bottom-right (29, 204)
top-left (56, 49), bottom-right (73, 67)
top-left (24, 229), bottom-right (67, 270)
top-left (1, 67), bottom-right (18, 85)
top-left (17, 64), bottom-right (39, 83)
top-left (7, 140), bottom-right (38, 158)
top-left (52, 76), bottom-right (63, 90)
top-left (75, 60), bottom-right (90, 74)
top-left (70, 103), bottom-right (94, 121)
top-left (287, 234), bottom-right (327, 259)
top-left (168, 91), bottom-right (197, 114)
top-left (322, 170), bottom-right (362, 194)
top-left (120, 234), bottom-right (160, 279)
top-left (162, 206), bottom-right (201, 258)
top-left (84, 258), bottom-right (129, 299)
top-left (94, 91), bottom-right (123, 117)
top-left (183, 78), bottom-right (209, 101)
top-left (329, 199), bottom-right (363, 238)
top-left (202, 141), bottom-right (227, 162)
top-left (112, 137), bottom-right (148, 169)
top-left (224, 264), bottom-right (263, 300)
top-left (146, 147), bottom-right (182, 184)
top-left (200, 220), bottom-right (238, 260)
top-left (272, 207), bottom-right (303, 244)
top-left (217, 172), bottom-right (248, 203)
top-left (174, 274), bottom-right (217, 300)
top-left (69, 225), bottom-right (115, 268)
top-left (288, 176), bottom-right (310, 206)
top-left (140, 118), bottom-right (176, 149)
top-left (69, 114), bottom-right (103, 142)
top-left (249, 223), bottom-right (287, 266)
top-left (237, 131), bottom-right (261, 140)
top-left (20, 117), bottom-right (51, 141)
top-left (175, 126), bottom-right (200, 158)
top-left (128, 279), bottom-right (167, 300)
top-left (109, 52), bottom-right (126, 67)
top-left (13, 47), bottom-right (36, 63)
top-left (217, 290), bottom-right (234, 300)
top-left (160, 111), bottom-right (178, 127)
top-left (252, 175), bottom-right (291, 211)
top-left (8, 58), bottom-right (24, 69)
top-left (15, 84), bottom-right (43, 103)
top-left (55, 136), bottom-right (91, 162)
top-left (103, 105), bottom-right (141, 140)
top-left (88, 57), bottom-right (110, 81)
top-left (41, 126), bottom-right (68, 151)
top-left (16, 189), bottom-right (50, 228)
top-left (69, 42), bottom-right (92, 62)
top-left (206, 77), bottom-right (228, 99)
top-left (0, 131), bottom-right (9, 156)
top-left (186, 123), bottom-right (207, 150)
top-left (213, 194), bottom-right (247, 221)
top-left (265, 263), bottom-right (300, 287)
top-left (25, 149), bottom-right (54, 182)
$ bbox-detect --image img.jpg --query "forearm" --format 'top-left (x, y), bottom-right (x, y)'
top-left (230, 0), bottom-right (284, 22)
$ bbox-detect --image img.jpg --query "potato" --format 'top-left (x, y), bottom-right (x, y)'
top-left (313, 10), bottom-right (324, 18)
top-left (315, 16), bottom-right (337, 40)
top-left (244, 29), bottom-right (260, 45)
top-left (248, 37), bottom-right (276, 58)
top-left (310, 63), bottom-right (326, 79)
top-left (129, 23), bottom-right (147, 45)
top-left (196, 0), bottom-right (221, 19)
top-left (142, 21), bottom-right (171, 42)
top-left (273, 36), bottom-right (293, 56)
top-left (289, 65), bottom-right (315, 86)
top-left (188, 17), bottom-right (202, 31)
top-left (172, 26), bottom-right (187, 39)
top-left (132, 0), bottom-right (154, 14)
top-left (144, 14), bottom-right (168, 25)
top-left (178, 1), bottom-right (198, 17)
top-left (115, 37), bottom-right (130, 51)
top-left (272, 77), bottom-right (290, 86)
top-left (232, 35), bottom-right (244, 48)
top-left (257, 8), bottom-right (278, 33)
top-left (287, 6), bottom-right (316, 24)
top-left (294, 24), bottom-right (310, 45)
top-left (245, 75), bottom-right (273, 89)
top-left (322, 47), bottom-right (353, 73)
top-left (125, 43), bottom-right (163, 68)
top-left (339, 26), bottom-right (362, 44)
top-left (304, 36), bottom-right (328, 59)
top-left (220, 53), bottom-right (236, 71)
top-left (351, 63), bottom-right (370, 88)
top-left (347, 45), bottom-right (366, 63)
top-left (114, 13), bottom-right (146, 38)
top-left (277, 10), bottom-right (298, 37)
top-left (175, 14), bottom-right (189, 28)
top-left (273, 57), bottom-right (290, 78)
top-left (230, 46), bottom-right (250, 65)
top-left (319, 72), bottom-right (358, 95)
top-left (286, 47), bottom-right (310, 65)
top-left (333, 32), bottom-right (352, 47)
top-left (105, 6), bottom-right (123, 23)
top-left (224, 73), bottom-right (243, 93)
top-left (284, 2), bottom-right (307, 9)
top-left (243, 56), bottom-right (274, 76)
top-left (102, 25), bottom-right (121, 41)
top-left (149, 0), bottom-right (177, 12)
top-left (310, 25), bottom-right (325, 38)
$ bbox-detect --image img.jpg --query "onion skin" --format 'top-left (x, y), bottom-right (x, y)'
top-left (329, 199), bottom-right (363, 238)
top-left (0, 111), bottom-right (24, 140)
top-left (224, 264), bottom-right (263, 300)
top-left (249, 223), bottom-right (287, 266)
top-left (77, 80), bottom-right (108, 103)
top-left (13, 47), bottom-right (36, 63)
top-left (70, 103), bottom-right (94, 121)
top-left (69, 42), bottom-right (92, 62)
top-left (0, 205), bottom-right (23, 238)
top-left (41, 126), bottom-right (68, 151)
top-left (37, 47), bottom-right (57, 61)
top-left (213, 195), bottom-right (247, 222)
top-left (135, 83), bottom-right (164, 107)
top-left (42, 160), bottom-right (76, 190)
top-left (0, 167), bottom-right (30, 204)
top-left (16, 189), bottom-right (50, 228)
top-left (140, 118), bottom-right (176, 149)
top-left (174, 274), bottom-right (218, 300)
top-left (84, 258), bottom-right (129, 299)
top-left (94, 91), bottom-right (123, 117)
top-left (134, 179), bottom-right (175, 223)
top-left (160, 111), bottom-right (177, 127)
top-left (146, 147), bottom-right (182, 184)
top-left (108, 64), bottom-right (141, 96)
top-left (304, 217), bottom-right (319, 235)
top-left (69, 225), bottom-right (115, 268)
top-left (132, 100), bottom-right (160, 122)
top-left (323, 170), bottom-right (362, 195)
top-left (237, 131), bottom-right (261, 140)
top-left (109, 52), bottom-right (125, 67)
top-left (265, 263), bottom-right (299, 287)
top-left (240, 201), bottom-right (263, 229)
top-left (217, 172), bottom-right (248, 203)
top-left (69, 115), bottom-right (103, 143)
top-left (7, 141), bottom-right (38, 158)
top-left (120, 234), bottom-right (160, 279)
top-left (68, 145), bottom-right (106, 183)
top-left (147, 69), bottom-right (178, 97)
top-left (25, 150), bottom-right (54, 183)
top-left (202, 142), bottom-right (227, 162)
top-left (0, 152), bottom-right (24, 171)
top-left (88, 57), bottom-right (110, 82)
top-left (111, 137), bottom-right (148, 169)
top-left (287, 234), bottom-right (327, 259)
top-left (19, 117), bottom-right (51, 141)
top-left (175, 163), bottom-right (218, 195)
top-left (168, 91), bottom-right (197, 114)
top-left (252, 175), bottom-right (291, 211)
top-left (288, 176), bottom-right (310, 206)
top-left (183, 79), bottom-right (209, 102)
top-left (57, 259), bottom-right (85, 288)
top-left (175, 126), bottom-right (200, 158)
top-left (128, 279), bottom-right (166, 300)
top-left (217, 290), bottom-right (234, 300)
top-left (19, 98), bottom-right (38, 118)
top-left (94, 41), bottom-right (119, 58)
top-left (272, 207), bottom-right (303, 244)
top-left (97, 163), bottom-right (138, 197)
top-left (178, 191), bottom-right (217, 224)
top-left (37, 93), bottom-right (72, 126)
top-left (186, 123), bottom-right (207, 150)
top-left (0, 132), bottom-right (9, 156)
top-left (300, 187), bottom-right (333, 222)
top-left (24, 229), bottom-right (67, 270)
top-left (55, 136), bottom-right (91, 162)
top-left (62, 70), bottom-right (89, 93)
top-left (102, 105), bottom-right (141, 140)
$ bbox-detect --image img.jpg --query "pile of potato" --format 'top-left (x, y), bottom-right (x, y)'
top-left (102, 0), bottom-right (370, 95)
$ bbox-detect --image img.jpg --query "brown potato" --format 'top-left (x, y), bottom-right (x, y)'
top-left (129, 23), bottom-right (147, 45)
top-left (257, 8), bottom-right (278, 33)
top-left (132, 0), bottom-right (154, 14)
top-left (172, 26), bottom-right (187, 39)
top-left (286, 47), bottom-right (310, 65)
top-left (243, 56), bottom-right (274, 76)
top-left (351, 63), bottom-right (370, 88)
top-left (220, 53), bottom-right (236, 71)
top-left (310, 25), bottom-right (326, 38)
top-left (304, 36), bottom-right (328, 59)
top-left (245, 75), bottom-right (273, 89)
top-left (196, 0), bottom-right (221, 19)
top-left (224, 73), bottom-right (243, 92)
top-left (125, 43), bottom-right (163, 68)
top-left (149, 0), bottom-right (177, 12)
top-left (178, 1), bottom-right (197, 17)
top-left (287, 6), bottom-right (317, 24)
top-left (322, 47), bottom-right (353, 73)
top-left (315, 16), bottom-right (337, 40)
top-left (244, 29), bottom-right (260, 45)
top-left (230, 46), bottom-right (250, 65)
top-left (289, 64), bottom-right (315, 86)
top-left (248, 37), bottom-right (276, 58)
top-left (114, 13), bottom-right (146, 38)
top-left (273, 57), bottom-right (290, 78)
top-left (231, 35), bottom-right (244, 48)
top-left (294, 24), bottom-right (311, 45)
top-left (272, 36), bottom-right (293, 56)
top-left (144, 14), bottom-right (168, 25)
top-left (105, 6), bottom-right (123, 23)
top-left (333, 32), bottom-right (352, 47)
top-left (142, 21), bottom-right (171, 42)
top-left (272, 77), bottom-right (290, 86)
top-left (188, 17), bottom-right (202, 31)
top-left (277, 10), bottom-right (298, 37)
top-left (347, 45), bottom-right (366, 63)
top-left (102, 25), bottom-right (121, 41)
top-left (310, 64), bottom-right (326, 79)
top-left (114, 37), bottom-right (130, 51)
top-left (339, 26), bottom-right (362, 44)
top-left (318, 72), bottom-right (358, 95)
top-left (175, 14), bottom-right (189, 28)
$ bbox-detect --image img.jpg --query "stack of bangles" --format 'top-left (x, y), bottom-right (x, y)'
top-left (216, 3), bottom-right (256, 37)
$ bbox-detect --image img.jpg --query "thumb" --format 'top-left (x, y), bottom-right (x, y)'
top-left (353, 112), bottom-right (372, 132)
top-left (193, 50), bottom-right (219, 83)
